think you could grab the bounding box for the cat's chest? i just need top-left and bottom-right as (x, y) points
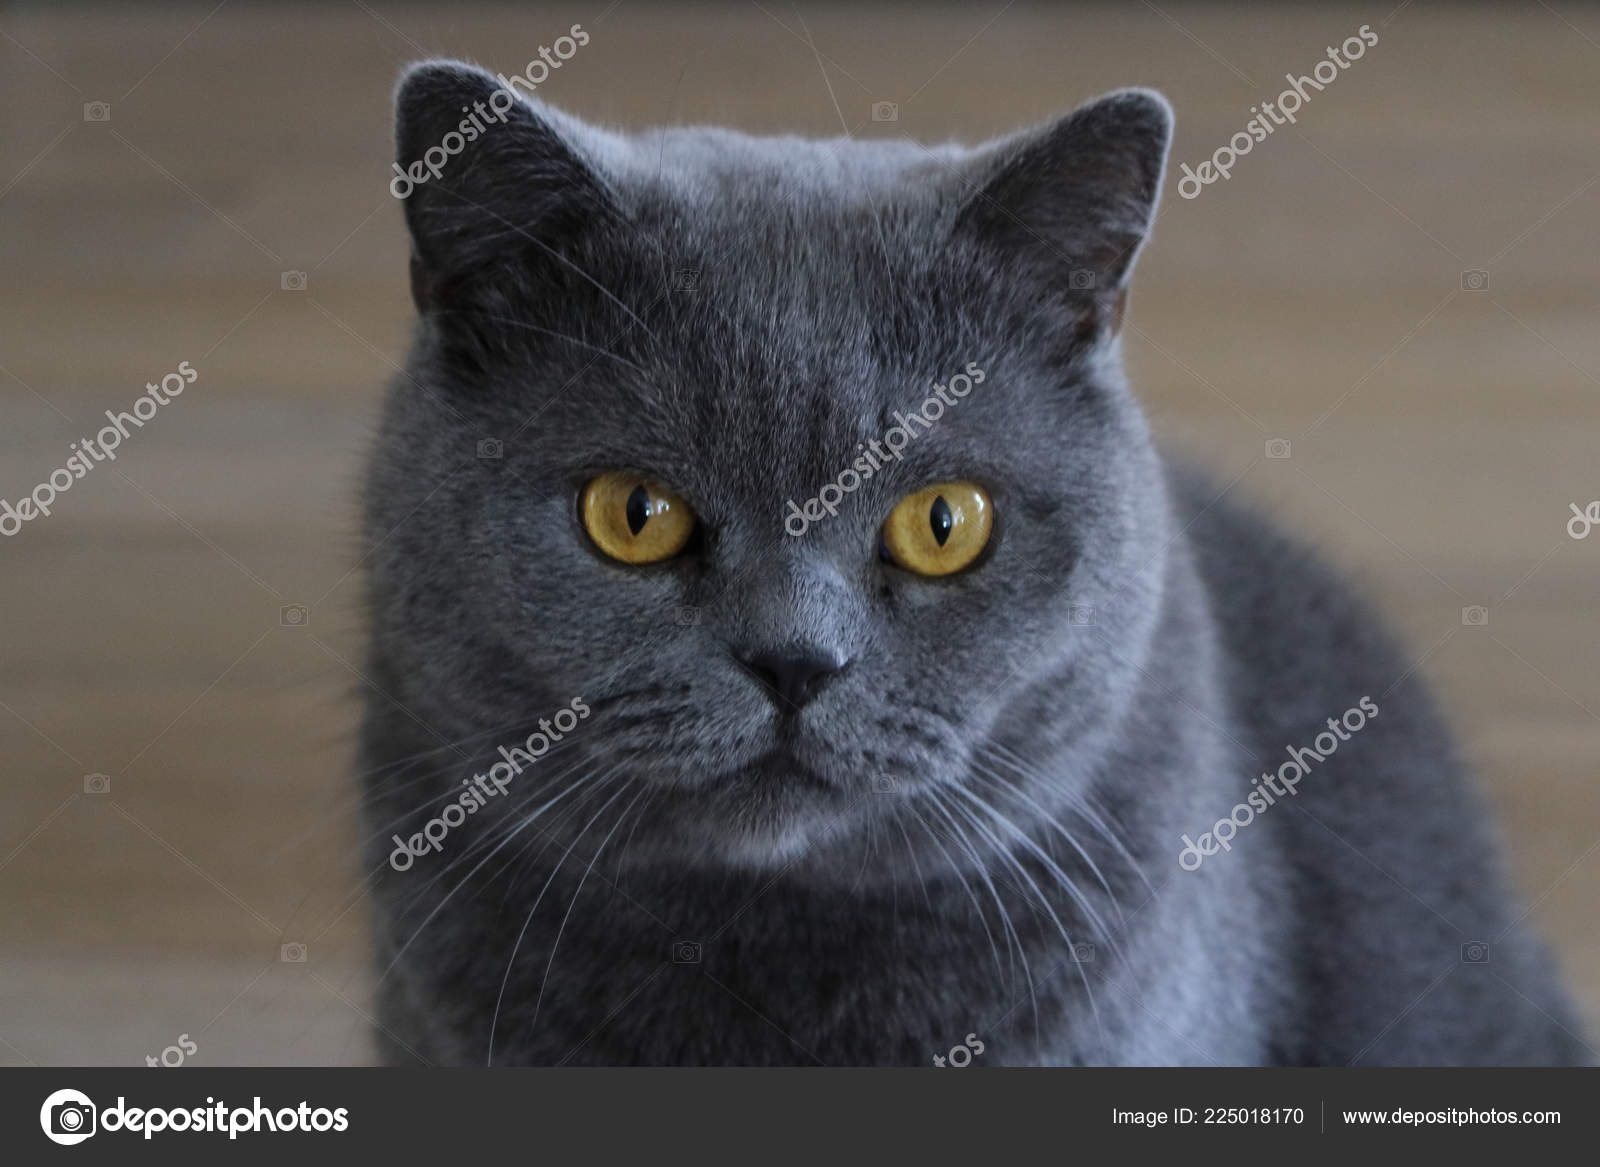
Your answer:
(426, 877), (1079, 1065)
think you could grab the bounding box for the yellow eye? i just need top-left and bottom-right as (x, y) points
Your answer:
(881, 482), (993, 577)
(580, 472), (696, 564)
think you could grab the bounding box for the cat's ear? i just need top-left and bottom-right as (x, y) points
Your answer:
(954, 89), (1172, 332)
(393, 60), (618, 313)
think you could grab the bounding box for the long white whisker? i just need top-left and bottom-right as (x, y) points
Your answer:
(381, 751), (604, 915)
(375, 766), (608, 985)
(525, 780), (647, 1038)
(961, 769), (1126, 938)
(985, 742), (1153, 895)
(612, 787), (657, 887)
(491, 765), (635, 913)
(944, 789), (1105, 1053)
(270, 717), (590, 865)
(891, 812), (935, 916)
(924, 790), (1038, 1041)
(359, 744), (596, 858)
(848, 814), (876, 897)
(906, 804), (1003, 979)
(970, 762), (1128, 923)
(487, 770), (633, 1065)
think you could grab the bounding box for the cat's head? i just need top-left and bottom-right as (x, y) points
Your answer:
(366, 61), (1175, 876)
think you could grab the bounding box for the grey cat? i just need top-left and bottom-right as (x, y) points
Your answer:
(358, 60), (1587, 1066)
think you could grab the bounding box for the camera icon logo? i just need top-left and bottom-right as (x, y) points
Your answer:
(671, 939), (702, 964)
(871, 101), (899, 122)
(1265, 438), (1292, 460)
(477, 438), (504, 460)
(1070, 941), (1096, 964)
(280, 270), (307, 292)
(83, 772), (111, 795)
(40, 1088), (97, 1145)
(672, 267), (700, 294)
(1461, 605), (1490, 627)
(83, 101), (111, 122)
(673, 606), (701, 626)
(1461, 269), (1490, 291)
(279, 604), (308, 627)
(871, 774), (897, 794)
(1461, 940), (1491, 964)
(280, 942), (307, 963)
(1068, 604), (1095, 627)
(1068, 268), (1097, 292)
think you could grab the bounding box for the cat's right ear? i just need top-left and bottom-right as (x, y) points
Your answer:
(392, 60), (617, 314)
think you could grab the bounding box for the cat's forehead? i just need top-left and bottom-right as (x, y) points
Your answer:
(524, 252), (1029, 529)
(518, 137), (1032, 492)
(600, 125), (976, 282)
(554, 171), (992, 401)
(618, 124), (973, 197)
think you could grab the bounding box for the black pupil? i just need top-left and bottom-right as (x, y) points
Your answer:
(929, 495), (953, 547)
(625, 486), (651, 535)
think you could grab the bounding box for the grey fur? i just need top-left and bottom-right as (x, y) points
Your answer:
(359, 60), (1587, 1065)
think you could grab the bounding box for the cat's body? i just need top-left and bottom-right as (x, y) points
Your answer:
(359, 63), (1586, 1066)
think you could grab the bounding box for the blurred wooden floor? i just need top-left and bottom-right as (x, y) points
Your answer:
(1, 1), (1596, 1064)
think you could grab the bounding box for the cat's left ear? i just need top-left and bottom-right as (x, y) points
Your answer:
(954, 89), (1173, 333)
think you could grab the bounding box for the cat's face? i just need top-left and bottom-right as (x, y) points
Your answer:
(366, 63), (1173, 874)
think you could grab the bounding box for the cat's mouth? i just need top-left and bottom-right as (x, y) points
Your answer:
(732, 747), (840, 794)
(629, 745), (851, 867)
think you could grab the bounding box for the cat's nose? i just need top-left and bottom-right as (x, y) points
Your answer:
(740, 649), (847, 712)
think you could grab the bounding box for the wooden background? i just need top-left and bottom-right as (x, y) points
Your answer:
(1, 1), (1596, 1065)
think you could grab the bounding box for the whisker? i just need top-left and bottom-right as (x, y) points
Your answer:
(612, 786), (658, 889)
(486, 770), (632, 1065)
(984, 742), (1153, 896)
(355, 741), (598, 858)
(970, 761), (1129, 923)
(492, 763), (635, 913)
(953, 778), (1124, 964)
(525, 780), (647, 1039)
(906, 803), (1004, 981)
(943, 788), (1105, 1054)
(374, 765), (611, 986)
(966, 764), (1127, 932)
(891, 810), (936, 916)
(272, 695), (657, 865)
(378, 751), (604, 915)
(848, 814), (876, 898)
(922, 790), (1037, 1041)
